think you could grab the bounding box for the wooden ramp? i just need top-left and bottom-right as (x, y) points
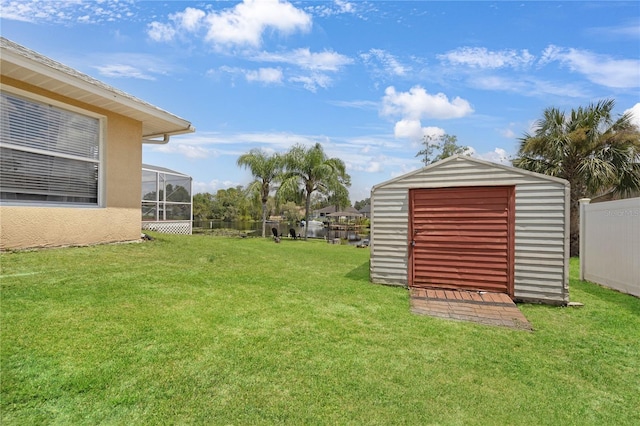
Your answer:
(410, 288), (532, 331)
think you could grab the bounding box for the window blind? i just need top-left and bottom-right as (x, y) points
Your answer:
(0, 92), (100, 204)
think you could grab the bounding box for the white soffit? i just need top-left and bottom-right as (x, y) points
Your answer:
(0, 37), (194, 139)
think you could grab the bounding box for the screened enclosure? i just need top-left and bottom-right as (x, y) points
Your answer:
(141, 164), (192, 235)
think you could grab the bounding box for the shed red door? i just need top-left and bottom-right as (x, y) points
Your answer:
(409, 186), (515, 296)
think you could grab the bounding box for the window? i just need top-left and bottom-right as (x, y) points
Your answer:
(0, 91), (102, 205)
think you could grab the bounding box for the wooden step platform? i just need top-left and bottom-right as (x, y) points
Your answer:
(410, 288), (532, 331)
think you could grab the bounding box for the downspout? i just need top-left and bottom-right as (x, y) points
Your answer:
(142, 134), (171, 144)
(142, 124), (196, 144)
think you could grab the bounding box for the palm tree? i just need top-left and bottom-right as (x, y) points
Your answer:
(513, 99), (640, 256)
(280, 143), (351, 240)
(237, 149), (283, 238)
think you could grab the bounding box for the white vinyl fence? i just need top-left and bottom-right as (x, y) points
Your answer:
(579, 197), (640, 297)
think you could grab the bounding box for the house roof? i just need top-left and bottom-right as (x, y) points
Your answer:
(142, 164), (190, 178)
(358, 204), (371, 213)
(372, 154), (569, 191)
(327, 211), (362, 217)
(0, 37), (194, 141)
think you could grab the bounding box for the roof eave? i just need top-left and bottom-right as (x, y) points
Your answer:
(1, 37), (193, 138)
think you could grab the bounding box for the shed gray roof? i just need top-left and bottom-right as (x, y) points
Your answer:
(372, 155), (569, 191)
(0, 37), (194, 140)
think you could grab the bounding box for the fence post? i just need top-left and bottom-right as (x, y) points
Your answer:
(579, 198), (591, 281)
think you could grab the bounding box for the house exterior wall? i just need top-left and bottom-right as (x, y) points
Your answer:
(370, 156), (569, 304)
(0, 79), (143, 250)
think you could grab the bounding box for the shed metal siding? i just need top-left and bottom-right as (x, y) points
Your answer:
(370, 156), (569, 304)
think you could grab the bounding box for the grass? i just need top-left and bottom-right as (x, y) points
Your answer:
(1, 234), (639, 425)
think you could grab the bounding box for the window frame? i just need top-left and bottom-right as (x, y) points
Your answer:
(0, 85), (106, 207)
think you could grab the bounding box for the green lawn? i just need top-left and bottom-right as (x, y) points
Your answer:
(1, 234), (639, 425)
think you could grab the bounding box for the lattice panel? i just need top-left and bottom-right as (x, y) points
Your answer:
(142, 221), (192, 235)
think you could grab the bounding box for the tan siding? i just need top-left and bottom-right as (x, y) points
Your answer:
(370, 156), (569, 304)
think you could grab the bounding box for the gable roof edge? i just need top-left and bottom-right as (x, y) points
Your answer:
(371, 155), (569, 193)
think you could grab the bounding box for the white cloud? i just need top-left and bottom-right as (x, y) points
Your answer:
(588, 21), (640, 39)
(147, 0), (311, 48)
(472, 75), (587, 98)
(499, 128), (517, 139)
(308, 0), (360, 17)
(153, 144), (213, 159)
(471, 147), (512, 165)
(289, 73), (333, 92)
(172, 7), (206, 32)
(365, 162), (382, 173)
(217, 66), (283, 85)
(0, 0), (136, 24)
(625, 103), (640, 128)
(245, 68), (284, 84)
(540, 45), (640, 89)
(93, 64), (156, 80)
(393, 119), (423, 140)
(252, 48), (353, 71)
(393, 120), (445, 141)
(147, 21), (177, 42)
(438, 47), (535, 69)
(193, 179), (240, 194)
(390, 164), (419, 178)
(248, 48), (352, 91)
(381, 86), (472, 141)
(382, 86), (474, 120)
(204, 0), (311, 48)
(328, 100), (379, 110)
(361, 48), (410, 77)
(334, 0), (355, 14)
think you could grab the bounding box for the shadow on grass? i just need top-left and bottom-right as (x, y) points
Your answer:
(573, 278), (640, 317)
(345, 261), (370, 282)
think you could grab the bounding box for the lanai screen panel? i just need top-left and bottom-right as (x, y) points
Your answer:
(409, 186), (514, 295)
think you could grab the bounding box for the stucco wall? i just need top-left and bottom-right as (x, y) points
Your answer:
(0, 79), (144, 250)
(104, 113), (143, 209)
(0, 207), (141, 250)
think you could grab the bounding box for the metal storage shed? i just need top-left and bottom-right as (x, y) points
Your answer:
(370, 155), (570, 305)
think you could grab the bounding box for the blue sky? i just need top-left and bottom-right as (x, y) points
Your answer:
(2, 0), (639, 203)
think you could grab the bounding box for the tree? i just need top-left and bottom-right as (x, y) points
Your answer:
(354, 197), (370, 211)
(513, 99), (640, 256)
(193, 192), (214, 221)
(280, 143), (351, 240)
(211, 186), (249, 222)
(237, 149), (283, 237)
(327, 180), (351, 211)
(416, 133), (471, 165)
(280, 201), (302, 222)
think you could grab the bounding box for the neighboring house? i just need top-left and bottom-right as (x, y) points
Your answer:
(358, 204), (371, 218)
(0, 37), (194, 250)
(142, 164), (192, 235)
